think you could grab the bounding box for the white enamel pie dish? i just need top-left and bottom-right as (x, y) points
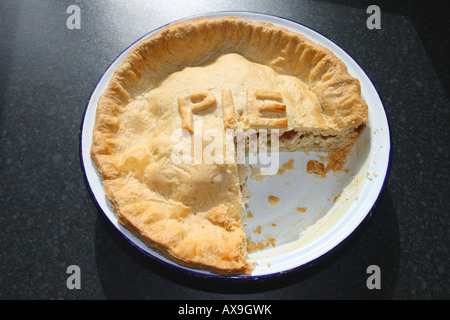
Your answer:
(80, 12), (390, 279)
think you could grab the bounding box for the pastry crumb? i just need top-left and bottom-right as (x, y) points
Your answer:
(268, 195), (280, 206)
(306, 147), (351, 177)
(306, 160), (326, 177)
(296, 207), (307, 213)
(277, 158), (295, 175)
(246, 236), (276, 253)
(249, 164), (265, 182)
(366, 171), (378, 180)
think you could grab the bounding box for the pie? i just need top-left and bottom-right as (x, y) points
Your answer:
(90, 16), (368, 275)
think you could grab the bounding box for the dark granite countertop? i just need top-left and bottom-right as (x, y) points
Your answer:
(1, 0), (448, 300)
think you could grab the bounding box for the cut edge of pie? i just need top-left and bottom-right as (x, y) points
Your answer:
(90, 16), (368, 275)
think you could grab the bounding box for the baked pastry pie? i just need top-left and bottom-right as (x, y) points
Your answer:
(90, 16), (368, 275)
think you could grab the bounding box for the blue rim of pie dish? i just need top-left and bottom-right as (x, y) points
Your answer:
(79, 11), (392, 285)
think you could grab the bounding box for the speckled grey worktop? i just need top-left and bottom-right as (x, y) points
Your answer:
(0, 0), (448, 300)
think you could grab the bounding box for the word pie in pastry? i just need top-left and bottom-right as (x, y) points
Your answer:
(90, 17), (368, 275)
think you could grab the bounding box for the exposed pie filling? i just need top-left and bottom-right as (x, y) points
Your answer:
(280, 130), (298, 141)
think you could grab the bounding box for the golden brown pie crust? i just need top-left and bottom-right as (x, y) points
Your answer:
(90, 16), (368, 275)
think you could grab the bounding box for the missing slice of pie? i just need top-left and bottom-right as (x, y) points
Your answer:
(90, 16), (368, 275)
